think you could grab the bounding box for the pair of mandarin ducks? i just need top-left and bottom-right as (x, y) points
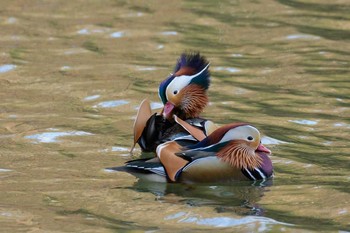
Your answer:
(110, 53), (273, 183)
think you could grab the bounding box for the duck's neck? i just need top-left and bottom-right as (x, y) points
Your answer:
(217, 141), (263, 170)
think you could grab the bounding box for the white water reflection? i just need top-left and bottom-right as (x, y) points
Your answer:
(165, 212), (293, 229)
(111, 146), (129, 152)
(84, 95), (101, 101)
(136, 66), (158, 71)
(262, 136), (288, 145)
(101, 146), (129, 152)
(289, 119), (318, 125)
(213, 66), (241, 73)
(150, 102), (163, 110)
(121, 12), (144, 18)
(6, 17), (17, 24)
(0, 64), (16, 73)
(110, 32), (124, 38)
(334, 122), (350, 128)
(286, 34), (320, 40)
(93, 100), (129, 108)
(323, 141), (333, 146)
(63, 48), (89, 55)
(101, 146), (131, 157)
(77, 28), (109, 35)
(60, 66), (71, 71)
(0, 168), (12, 172)
(77, 29), (90, 35)
(134, 101), (163, 111)
(25, 130), (93, 143)
(160, 31), (178, 36)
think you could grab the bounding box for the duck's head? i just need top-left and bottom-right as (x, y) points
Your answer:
(158, 52), (210, 120)
(191, 123), (271, 170)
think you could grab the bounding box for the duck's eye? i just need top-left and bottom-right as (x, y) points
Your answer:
(173, 90), (178, 95)
(247, 136), (254, 141)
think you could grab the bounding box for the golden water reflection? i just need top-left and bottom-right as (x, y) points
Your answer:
(1, 0), (349, 232)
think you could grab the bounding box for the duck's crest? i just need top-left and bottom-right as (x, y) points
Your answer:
(174, 52), (209, 74)
(174, 52), (210, 90)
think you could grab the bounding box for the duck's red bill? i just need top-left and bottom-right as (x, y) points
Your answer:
(257, 144), (271, 154)
(163, 102), (175, 119)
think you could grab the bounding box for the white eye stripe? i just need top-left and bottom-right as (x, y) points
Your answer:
(165, 64), (210, 101)
(219, 125), (260, 143)
(165, 75), (192, 100)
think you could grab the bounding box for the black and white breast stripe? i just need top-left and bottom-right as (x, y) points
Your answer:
(242, 168), (268, 181)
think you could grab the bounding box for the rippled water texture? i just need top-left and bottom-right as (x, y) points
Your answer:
(1, 0), (349, 232)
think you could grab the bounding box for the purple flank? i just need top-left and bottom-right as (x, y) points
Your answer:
(259, 152), (273, 178)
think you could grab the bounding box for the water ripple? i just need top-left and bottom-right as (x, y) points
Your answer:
(93, 100), (129, 108)
(77, 29), (90, 35)
(77, 28), (109, 35)
(262, 136), (289, 145)
(6, 17), (17, 24)
(110, 32), (124, 38)
(0, 168), (12, 172)
(289, 119), (318, 125)
(334, 122), (350, 128)
(231, 53), (243, 57)
(25, 131), (93, 143)
(165, 212), (293, 228)
(285, 34), (320, 40)
(160, 31), (178, 36)
(150, 102), (163, 110)
(0, 64), (16, 73)
(136, 66), (158, 71)
(134, 101), (163, 111)
(84, 95), (101, 101)
(101, 146), (129, 153)
(60, 66), (71, 71)
(213, 66), (241, 73)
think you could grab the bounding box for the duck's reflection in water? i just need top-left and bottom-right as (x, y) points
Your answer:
(115, 178), (273, 216)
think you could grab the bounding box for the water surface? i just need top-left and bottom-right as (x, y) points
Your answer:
(0, 0), (349, 232)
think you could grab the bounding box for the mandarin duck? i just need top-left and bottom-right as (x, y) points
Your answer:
(131, 52), (217, 153)
(113, 122), (273, 183)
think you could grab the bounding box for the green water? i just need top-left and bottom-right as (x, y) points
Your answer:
(0, 0), (349, 232)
